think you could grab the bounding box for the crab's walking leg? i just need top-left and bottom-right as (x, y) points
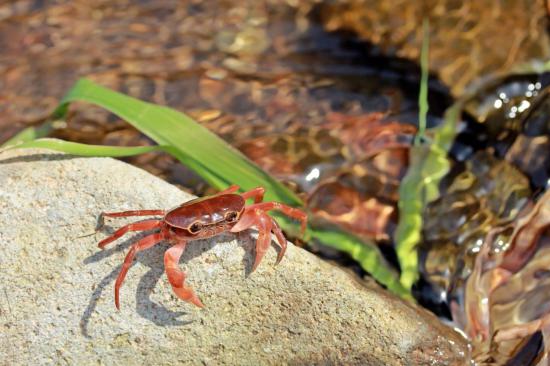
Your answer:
(98, 220), (162, 249)
(102, 210), (165, 218)
(231, 209), (276, 271)
(241, 187), (265, 203)
(164, 242), (204, 308)
(114, 232), (164, 310)
(248, 202), (307, 235)
(252, 213), (274, 271)
(217, 184), (240, 195)
(217, 185), (265, 203)
(270, 219), (287, 265)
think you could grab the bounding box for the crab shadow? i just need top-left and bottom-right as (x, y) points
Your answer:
(79, 221), (261, 338)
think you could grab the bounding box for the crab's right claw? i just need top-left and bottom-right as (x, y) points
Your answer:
(164, 241), (205, 308)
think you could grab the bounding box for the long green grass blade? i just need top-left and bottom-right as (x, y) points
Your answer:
(395, 19), (435, 290)
(414, 19), (430, 145)
(52, 78), (302, 207)
(2, 121), (54, 147)
(395, 103), (464, 290)
(2, 138), (166, 157)
(3, 78), (405, 295)
(311, 220), (411, 299)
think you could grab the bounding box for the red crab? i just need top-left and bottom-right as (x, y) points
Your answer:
(97, 185), (307, 309)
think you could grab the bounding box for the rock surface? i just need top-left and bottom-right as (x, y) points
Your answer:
(0, 148), (468, 365)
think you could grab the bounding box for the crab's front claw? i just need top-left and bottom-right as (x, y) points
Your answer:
(165, 266), (205, 308)
(170, 284), (205, 308)
(164, 241), (205, 308)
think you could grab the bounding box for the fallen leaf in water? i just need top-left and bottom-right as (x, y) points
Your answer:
(459, 188), (550, 363)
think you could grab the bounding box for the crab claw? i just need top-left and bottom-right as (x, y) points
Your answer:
(164, 241), (205, 308)
(170, 282), (205, 308)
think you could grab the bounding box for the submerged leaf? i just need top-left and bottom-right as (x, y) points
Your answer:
(392, 33), (543, 291)
(461, 188), (550, 363)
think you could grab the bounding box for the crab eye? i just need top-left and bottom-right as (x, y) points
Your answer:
(189, 222), (203, 233)
(225, 211), (238, 222)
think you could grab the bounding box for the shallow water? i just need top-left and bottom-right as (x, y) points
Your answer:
(2, 1), (550, 364)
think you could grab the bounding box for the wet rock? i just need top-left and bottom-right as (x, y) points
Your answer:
(420, 151), (531, 309)
(0, 148), (468, 365)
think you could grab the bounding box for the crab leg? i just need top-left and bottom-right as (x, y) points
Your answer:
(252, 213), (274, 271)
(247, 202), (307, 235)
(164, 242), (204, 308)
(98, 219), (162, 249)
(216, 184), (240, 195)
(217, 185), (265, 203)
(114, 232), (164, 309)
(231, 209), (283, 271)
(101, 209), (165, 219)
(270, 218), (287, 264)
(241, 187), (265, 203)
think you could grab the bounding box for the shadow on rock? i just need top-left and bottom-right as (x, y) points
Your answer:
(80, 232), (193, 337)
(0, 153), (77, 165)
(80, 229), (258, 337)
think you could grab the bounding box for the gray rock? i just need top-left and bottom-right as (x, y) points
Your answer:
(0, 148), (468, 365)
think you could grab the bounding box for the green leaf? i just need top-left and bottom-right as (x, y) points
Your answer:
(395, 19), (464, 290)
(2, 121), (54, 147)
(395, 19), (436, 290)
(395, 103), (465, 290)
(53, 78), (302, 206)
(414, 18), (430, 145)
(510, 59), (550, 74)
(2, 138), (166, 157)
(4, 78), (406, 296)
(311, 220), (411, 299)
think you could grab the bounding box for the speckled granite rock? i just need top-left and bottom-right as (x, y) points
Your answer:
(0, 148), (468, 365)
